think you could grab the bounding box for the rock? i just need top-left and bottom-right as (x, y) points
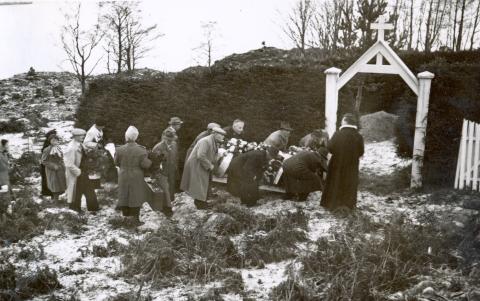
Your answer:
(387, 292), (404, 301)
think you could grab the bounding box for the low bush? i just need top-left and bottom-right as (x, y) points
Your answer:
(121, 224), (241, 288)
(270, 277), (318, 301)
(42, 211), (88, 235)
(0, 118), (26, 134)
(0, 197), (43, 243)
(16, 266), (61, 299)
(10, 152), (40, 185)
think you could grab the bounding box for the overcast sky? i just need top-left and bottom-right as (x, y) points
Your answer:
(0, 0), (295, 79)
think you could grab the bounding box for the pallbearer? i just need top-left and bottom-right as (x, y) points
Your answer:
(264, 121), (293, 151)
(181, 127), (226, 209)
(223, 119), (245, 140)
(226, 145), (279, 207)
(282, 142), (327, 202)
(185, 122), (220, 162)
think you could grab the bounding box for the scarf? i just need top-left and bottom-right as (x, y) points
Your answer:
(50, 145), (63, 157)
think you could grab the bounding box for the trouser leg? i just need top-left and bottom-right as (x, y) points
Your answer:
(75, 175), (98, 211)
(158, 175), (172, 208)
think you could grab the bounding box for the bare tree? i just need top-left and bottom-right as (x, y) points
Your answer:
(470, 0), (480, 50)
(338, 0), (358, 51)
(283, 0), (315, 56)
(422, 0), (449, 53)
(125, 17), (163, 71)
(455, 0), (468, 51)
(193, 21), (218, 68)
(61, 3), (104, 94)
(310, 0), (344, 53)
(101, 1), (134, 73)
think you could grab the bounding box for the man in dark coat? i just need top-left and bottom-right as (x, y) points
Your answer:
(226, 146), (279, 207)
(223, 119), (245, 140)
(283, 145), (327, 202)
(264, 121), (293, 151)
(321, 114), (364, 210)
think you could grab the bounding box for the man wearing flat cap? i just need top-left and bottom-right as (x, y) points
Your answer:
(181, 127), (226, 209)
(65, 128), (99, 213)
(185, 122), (220, 163)
(264, 121), (293, 151)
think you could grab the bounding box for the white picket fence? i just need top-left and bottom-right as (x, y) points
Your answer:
(455, 119), (480, 190)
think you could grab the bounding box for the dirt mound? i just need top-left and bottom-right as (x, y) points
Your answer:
(360, 111), (399, 143)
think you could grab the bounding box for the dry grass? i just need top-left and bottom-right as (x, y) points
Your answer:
(292, 212), (466, 300)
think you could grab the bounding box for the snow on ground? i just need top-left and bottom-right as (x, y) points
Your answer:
(360, 139), (411, 175)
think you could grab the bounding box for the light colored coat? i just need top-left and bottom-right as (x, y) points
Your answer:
(41, 146), (67, 193)
(115, 142), (152, 208)
(64, 140), (83, 203)
(180, 134), (218, 201)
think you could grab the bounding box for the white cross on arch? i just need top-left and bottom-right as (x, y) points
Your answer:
(371, 15), (394, 41)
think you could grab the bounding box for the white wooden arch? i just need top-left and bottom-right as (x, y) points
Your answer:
(324, 17), (434, 188)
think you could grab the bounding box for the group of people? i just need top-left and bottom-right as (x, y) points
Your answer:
(0, 113), (364, 224)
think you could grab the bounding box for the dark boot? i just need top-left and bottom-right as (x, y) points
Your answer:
(194, 199), (210, 210)
(162, 206), (173, 217)
(298, 193), (309, 202)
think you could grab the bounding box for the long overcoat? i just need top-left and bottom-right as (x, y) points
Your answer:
(180, 134), (217, 201)
(283, 151), (327, 194)
(64, 140), (83, 203)
(115, 142), (152, 208)
(185, 130), (209, 165)
(152, 140), (177, 201)
(41, 146), (67, 193)
(0, 151), (9, 187)
(320, 127), (364, 210)
(264, 130), (289, 151)
(227, 150), (267, 205)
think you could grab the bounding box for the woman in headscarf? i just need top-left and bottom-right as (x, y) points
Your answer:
(115, 126), (152, 224)
(40, 130), (57, 199)
(41, 134), (67, 202)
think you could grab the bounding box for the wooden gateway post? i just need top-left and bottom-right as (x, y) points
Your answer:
(324, 16), (434, 188)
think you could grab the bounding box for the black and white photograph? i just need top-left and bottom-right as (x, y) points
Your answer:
(1, 0), (480, 300)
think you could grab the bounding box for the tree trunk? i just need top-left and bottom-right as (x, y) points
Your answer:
(424, 0), (434, 53)
(471, 0), (480, 50)
(408, 0), (414, 50)
(354, 78), (364, 115)
(117, 25), (122, 73)
(452, 0), (460, 49)
(456, 0), (467, 51)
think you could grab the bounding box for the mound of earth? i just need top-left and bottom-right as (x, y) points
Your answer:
(360, 111), (399, 143)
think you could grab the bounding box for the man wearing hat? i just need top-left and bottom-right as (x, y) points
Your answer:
(65, 128), (99, 213)
(151, 128), (178, 216)
(226, 145), (279, 207)
(299, 129), (329, 150)
(181, 127), (226, 209)
(185, 122), (220, 162)
(264, 121), (293, 151)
